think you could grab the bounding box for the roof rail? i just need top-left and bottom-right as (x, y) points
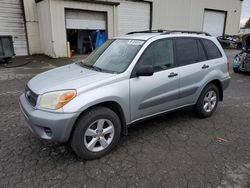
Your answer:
(126, 30), (168, 35)
(126, 29), (211, 36)
(161, 30), (211, 36)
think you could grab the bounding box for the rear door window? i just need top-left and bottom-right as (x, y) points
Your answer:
(175, 38), (199, 66)
(202, 39), (222, 59)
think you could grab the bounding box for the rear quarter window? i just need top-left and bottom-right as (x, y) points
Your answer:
(202, 39), (222, 60)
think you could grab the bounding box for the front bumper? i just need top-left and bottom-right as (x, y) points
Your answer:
(19, 94), (79, 142)
(233, 63), (240, 69)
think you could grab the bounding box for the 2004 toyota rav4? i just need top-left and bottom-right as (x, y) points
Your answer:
(20, 30), (230, 159)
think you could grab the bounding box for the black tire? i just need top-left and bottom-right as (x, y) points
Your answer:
(193, 84), (219, 118)
(233, 67), (240, 73)
(4, 58), (12, 64)
(71, 106), (121, 160)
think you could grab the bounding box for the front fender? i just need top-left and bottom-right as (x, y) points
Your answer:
(63, 79), (130, 124)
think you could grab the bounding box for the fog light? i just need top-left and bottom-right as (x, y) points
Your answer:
(44, 127), (52, 137)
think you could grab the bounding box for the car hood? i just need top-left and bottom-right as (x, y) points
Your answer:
(27, 63), (116, 95)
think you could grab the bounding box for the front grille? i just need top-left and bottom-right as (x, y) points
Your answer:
(25, 86), (38, 107)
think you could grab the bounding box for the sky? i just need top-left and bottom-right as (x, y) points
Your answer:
(241, 0), (250, 27)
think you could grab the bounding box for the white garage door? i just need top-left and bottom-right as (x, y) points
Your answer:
(65, 10), (106, 30)
(0, 0), (28, 56)
(203, 10), (226, 37)
(118, 1), (150, 35)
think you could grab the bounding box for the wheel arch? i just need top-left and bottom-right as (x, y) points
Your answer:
(69, 101), (128, 142)
(204, 79), (223, 101)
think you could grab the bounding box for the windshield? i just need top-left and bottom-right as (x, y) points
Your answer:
(80, 39), (144, 73)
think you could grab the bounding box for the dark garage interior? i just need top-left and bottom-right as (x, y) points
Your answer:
(67, 29), (106, 55)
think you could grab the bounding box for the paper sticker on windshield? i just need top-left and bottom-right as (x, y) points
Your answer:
(127, 40), (144, 46)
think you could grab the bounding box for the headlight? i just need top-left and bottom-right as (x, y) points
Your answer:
(39, 90), (76, 110)
(233, 57), (240, 64)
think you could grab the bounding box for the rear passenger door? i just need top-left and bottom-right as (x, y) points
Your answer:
(175, 37), (214, 106)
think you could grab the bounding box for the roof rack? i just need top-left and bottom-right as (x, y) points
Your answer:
(126, 30), (168, 35)
(162, 30), (211, 36)
(126, 29), (211, 36)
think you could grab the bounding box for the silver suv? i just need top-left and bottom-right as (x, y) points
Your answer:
(20, 30), (230, 159)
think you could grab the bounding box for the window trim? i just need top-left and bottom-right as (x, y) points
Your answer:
(197, 38), (208, 62)
(131, 38), (176, 78)
(198, 38), (209, 60)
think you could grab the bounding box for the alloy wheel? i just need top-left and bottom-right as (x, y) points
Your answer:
(203, 90), (217, 113)
(84, 119), (115, 152)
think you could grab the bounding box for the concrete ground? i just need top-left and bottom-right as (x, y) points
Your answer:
(1, 50), (250, 188)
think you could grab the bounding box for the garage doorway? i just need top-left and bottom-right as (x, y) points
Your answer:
(203, 9), (227, 37)
(65, 9), (107, 55)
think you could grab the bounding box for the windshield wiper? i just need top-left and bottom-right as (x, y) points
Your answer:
(92, 65), (103, 72)
(79, 61), (117, 74)
(79, 62), (103, 72)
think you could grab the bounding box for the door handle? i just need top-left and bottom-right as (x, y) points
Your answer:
(168, 72), (178, 78)
(202, 64), (210, 69)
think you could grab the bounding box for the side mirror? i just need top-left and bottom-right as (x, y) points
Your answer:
(136, 65), (154, 77)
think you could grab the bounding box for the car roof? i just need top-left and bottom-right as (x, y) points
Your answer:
(114, 30), (214, 41)
(114, 33), (161, 41)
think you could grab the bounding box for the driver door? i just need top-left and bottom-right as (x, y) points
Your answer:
(129, 39), (180, 122)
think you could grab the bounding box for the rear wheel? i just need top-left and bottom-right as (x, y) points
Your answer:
(193, 84), (219, 118)
(71, 107), (121, 160)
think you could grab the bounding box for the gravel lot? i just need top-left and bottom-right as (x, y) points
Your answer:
(1, 50), (250, 188)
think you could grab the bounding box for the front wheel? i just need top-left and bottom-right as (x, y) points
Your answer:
(233, 67), (240, 73)
(71, 107), (121, 160)
(193, 84), (219, 118)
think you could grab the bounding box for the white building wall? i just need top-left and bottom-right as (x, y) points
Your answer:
(36, 0), (54, 57)
(24, 0), (242, 57)
(152, 0), (242, 35)
(23, 0), (150, 57)
(45, 0), (117, 58)
(240, 28), (250, 34)
(23, 0), (41, 54)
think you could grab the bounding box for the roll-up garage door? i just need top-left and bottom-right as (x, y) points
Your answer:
(0, 0), (28, 56)
(65, 10), (106, 30)
(203, 10), (226, 37)
(118, 1), (150, 35)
